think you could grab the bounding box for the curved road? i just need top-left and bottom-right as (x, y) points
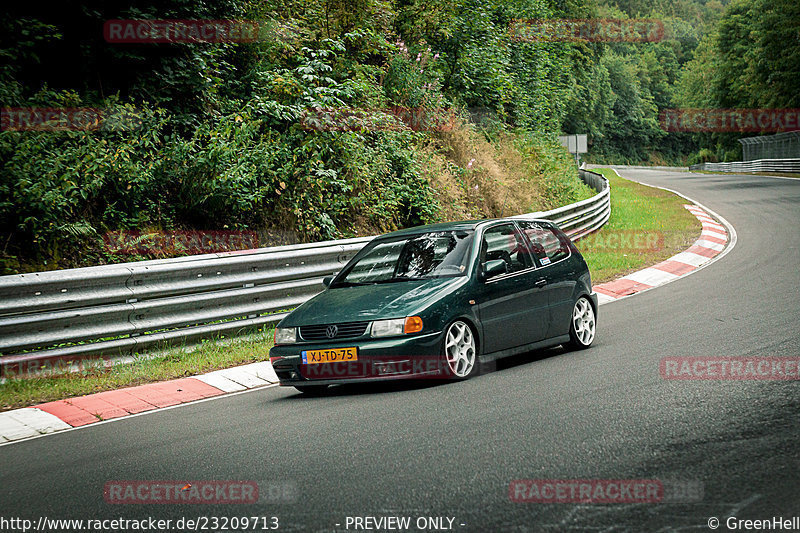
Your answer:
(2, 169), (799, 532)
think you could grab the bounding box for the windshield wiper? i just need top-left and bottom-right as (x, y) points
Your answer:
(374, 276), (428, 284)
(333, 281), (376, 287)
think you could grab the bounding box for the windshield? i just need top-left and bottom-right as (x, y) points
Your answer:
(333, 230), (474, 286)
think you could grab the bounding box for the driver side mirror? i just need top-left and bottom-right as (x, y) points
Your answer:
(482, 259), (507, 280)
(322, 275), (334, 288)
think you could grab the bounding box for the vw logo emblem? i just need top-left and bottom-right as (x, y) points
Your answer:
(325, 325), (338, 338)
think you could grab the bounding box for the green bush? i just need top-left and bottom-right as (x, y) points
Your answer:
(0, 0), (602, 272)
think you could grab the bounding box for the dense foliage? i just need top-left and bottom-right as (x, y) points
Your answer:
(0, 0), (795, 272)
(675, 0), (800, 162)
(0, 0), (592, 272)
(579, 0), (798, 165)
(569, 0), (729, 164)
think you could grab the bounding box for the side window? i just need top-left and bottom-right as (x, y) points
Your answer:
(480, 224), (532, 277)
(519, 221), (570, 266)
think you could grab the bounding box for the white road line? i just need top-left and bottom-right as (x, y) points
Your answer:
(6, 408), (71, 434)
(701, 222), (726, 232)
(193, 372), (248, 392)
(623, 268), (680, 286)
(701, 229), (727, 239)
(694, 239), (726, 251)
(238, 361), (279, 383)
(0, 411), (42, 441)
(663, 251), (710, 267)
(212, 367), (270, 388)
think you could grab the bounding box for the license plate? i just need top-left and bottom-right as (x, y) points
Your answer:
(302, 347), (358, 365)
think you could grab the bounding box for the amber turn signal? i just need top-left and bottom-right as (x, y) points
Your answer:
(404, 316), (424, 334)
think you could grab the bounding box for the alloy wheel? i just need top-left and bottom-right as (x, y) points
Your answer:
(572, 297), (596, 346)
(445, 321), (476, 378)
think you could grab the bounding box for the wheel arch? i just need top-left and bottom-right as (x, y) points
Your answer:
(443, 315), (482, 356)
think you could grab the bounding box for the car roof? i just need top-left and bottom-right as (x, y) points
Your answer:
(377, 218), (551, 239)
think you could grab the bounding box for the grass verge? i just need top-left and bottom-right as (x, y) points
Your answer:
(0, 332), (275, 412)
(0, 167), (701, 412)
(578, 168), (701, 283)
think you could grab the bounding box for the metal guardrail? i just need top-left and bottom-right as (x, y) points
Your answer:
(592, 164), (689, 172)
(0, 169), (609, 375)
(689, 158), (800, 173)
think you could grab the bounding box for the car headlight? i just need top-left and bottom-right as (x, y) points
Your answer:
(274, 327), (297, 345)
(371, 316), (424, 337)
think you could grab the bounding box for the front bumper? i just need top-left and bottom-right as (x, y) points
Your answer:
(269, 330), (445, 386)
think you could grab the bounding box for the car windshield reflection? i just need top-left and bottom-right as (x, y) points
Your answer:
(332, 231), (474, 287)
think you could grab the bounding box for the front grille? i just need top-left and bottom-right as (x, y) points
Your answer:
(299, 321), (370, 341)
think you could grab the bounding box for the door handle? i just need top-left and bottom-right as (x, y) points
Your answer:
(535, 279), (547, 287)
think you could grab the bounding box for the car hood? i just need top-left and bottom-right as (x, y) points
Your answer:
(281, 277), (467, 326)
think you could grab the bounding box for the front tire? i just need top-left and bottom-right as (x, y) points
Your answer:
(443, 320), (479, 380)
(565, 296), (596, 349)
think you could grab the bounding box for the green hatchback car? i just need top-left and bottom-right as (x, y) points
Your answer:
(269, 218), (598, 393)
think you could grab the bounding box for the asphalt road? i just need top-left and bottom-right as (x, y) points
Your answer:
(2, 169), (799, 533)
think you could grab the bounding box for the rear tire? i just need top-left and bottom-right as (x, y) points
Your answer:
(565, 296), (596, 350)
